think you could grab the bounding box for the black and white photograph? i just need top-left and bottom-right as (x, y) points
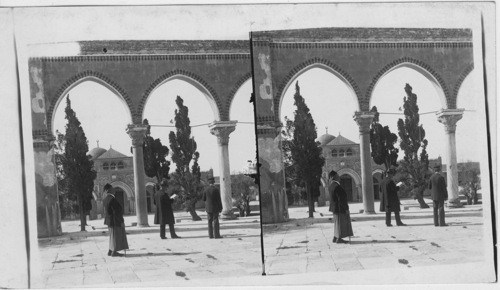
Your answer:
(0, 0), (497, 288)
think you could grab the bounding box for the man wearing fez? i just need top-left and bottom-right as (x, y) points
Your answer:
(103, 183), (129, 257)
(429, 164), (448, 226)
(328, 170), (353, 244)
(154, 178), (180, 239)
(379, 167), (406, 227)
(202, 177), (223, 239)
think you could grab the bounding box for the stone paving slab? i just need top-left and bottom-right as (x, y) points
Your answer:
(262, 198), (493, 284)
(33, 209), (262, 288)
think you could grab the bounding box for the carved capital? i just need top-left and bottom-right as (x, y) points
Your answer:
(126, 124), (148, 147)
(436, 109), (464, 134)
(353, 111), (375, 135)
(209, 121), (237, 146)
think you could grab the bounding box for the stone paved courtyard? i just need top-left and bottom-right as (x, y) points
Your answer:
(31, 198), (496, 287)
(263, 197), (495, 284)
(34, 206), (262, 288)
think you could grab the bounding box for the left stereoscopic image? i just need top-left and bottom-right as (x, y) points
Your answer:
(21, 8), (261, 288)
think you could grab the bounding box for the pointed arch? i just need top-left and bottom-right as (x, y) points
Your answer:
(48, 72), (134, 134)
(366, 57), (450, 110)
(336, 168), (362, 187)
(110, 181), (134, 199)
(227, 72), (252, 121)
(139, 69), (222, 122)
(452, 63), (474, 109)
(275, 57), (361, 120)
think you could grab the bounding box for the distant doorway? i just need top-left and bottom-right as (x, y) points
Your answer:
(340, 175), (354, 202)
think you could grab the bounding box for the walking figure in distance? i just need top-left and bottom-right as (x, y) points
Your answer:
(379, 167), (406, 227)
(202, 177), (223, 239)
(328, 170), (353, 244)
(102, 183), (129, 257)
(429, 164), (448, 226)
(153, 178), (180, 239)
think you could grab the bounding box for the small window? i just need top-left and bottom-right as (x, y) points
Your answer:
(339, 150), (345, 157)
(118, 161), (124, 169)
(110, 162), (116, 170)
(346, 149), (353, 156)
(103, 162), (109, 170)
(331, 149), (338, 157)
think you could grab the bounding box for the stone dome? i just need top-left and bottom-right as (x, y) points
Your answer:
(89, 147), (107, 160)
(316, 133), (335, 146)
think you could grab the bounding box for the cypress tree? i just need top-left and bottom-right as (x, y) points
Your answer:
(397, 84), (430, 208)
(62, 96), (96, 231)
(168, 96), (203, 221)
(289, 82), (325, 217)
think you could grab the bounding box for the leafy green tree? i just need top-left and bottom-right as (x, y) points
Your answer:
(288, 82), (325, 217)
(61, 97), (96, 230)
(369, 106), (399, 170)
(168, 96), (203, 221)
(142, 119), (170, 184)
(397, 84), (430, 208)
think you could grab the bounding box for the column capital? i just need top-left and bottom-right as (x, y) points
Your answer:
(353, 111), (375, 134)
(126, 124), (148, 147)
(436, 109), (464, 133)
(209, 121), (237, 145)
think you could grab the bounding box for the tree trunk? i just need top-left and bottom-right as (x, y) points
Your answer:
(416, 195), (429, 208)
(79, 198), (86, 231)
(306, 183), (314, 218)
(187, 199), (202, 221)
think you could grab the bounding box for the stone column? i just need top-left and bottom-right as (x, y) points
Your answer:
(33, 132), (62, 237)
(209, 121), (237, 220)
(126, 124), (149, 227)
(354, 111), (376, 214)
(437, 109), (464, 208)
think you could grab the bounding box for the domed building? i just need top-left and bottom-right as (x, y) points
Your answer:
(316, 130), (385, 206)
(88, 144), (156, 220)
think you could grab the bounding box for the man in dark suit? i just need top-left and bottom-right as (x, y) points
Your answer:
(379, 167), (406, 227)
(202, 177), (223, 239)
(153, 178), (180, 239)
(429, 164), (448, 226)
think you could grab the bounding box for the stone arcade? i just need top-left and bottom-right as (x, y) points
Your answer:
(251, 28), (473, 223)
(29, 40), (251, 237)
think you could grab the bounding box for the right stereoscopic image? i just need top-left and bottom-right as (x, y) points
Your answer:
(251, 27), (495, 282)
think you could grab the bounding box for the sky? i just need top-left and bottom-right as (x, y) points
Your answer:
(52, 79), (255, 176)
(281, 66), (483, 163)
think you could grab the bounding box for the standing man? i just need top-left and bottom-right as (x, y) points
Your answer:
(154, 178), (180, 239)
(103, 183), (129, 257)
(429, 164), (448, 227)
(328, 170), (353, 244)
(202, 177), (223, 239)
(379, 167), (406, 227)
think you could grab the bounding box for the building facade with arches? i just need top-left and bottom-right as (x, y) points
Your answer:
(29, 40), (251, 237)
(88, 146), (157, 220)
(316, 131), (385, 206)
(251, 27), (474, 223)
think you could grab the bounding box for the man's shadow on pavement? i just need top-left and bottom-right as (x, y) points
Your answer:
(124, 251), (202, 258)
(348, 239), (425, 245)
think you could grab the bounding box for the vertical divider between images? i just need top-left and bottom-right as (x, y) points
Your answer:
(480, 13), (497, 277)
(249, 30), (266, 276)
(12, 8), (31, 289)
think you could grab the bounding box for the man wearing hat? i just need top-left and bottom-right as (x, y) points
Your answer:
(429, 164), (448, 226)
(202, 177), (223, 239)
(379, 167), (406, 227)
(153, 178), (180, 239)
